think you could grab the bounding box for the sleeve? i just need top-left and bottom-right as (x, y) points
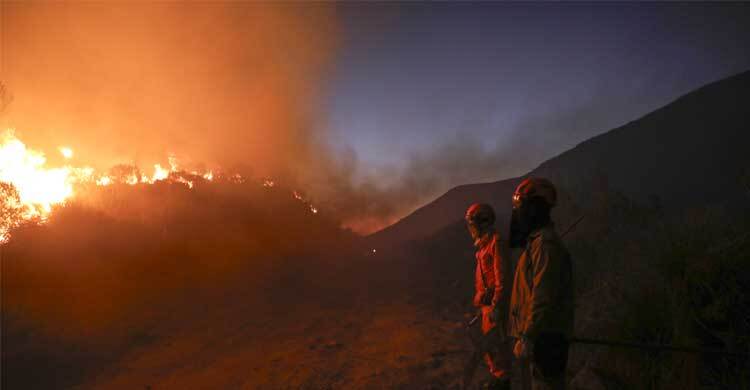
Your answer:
(524, 240), (563, 339)
(473, 259), (484, 307)
(491, 237), (504, 307)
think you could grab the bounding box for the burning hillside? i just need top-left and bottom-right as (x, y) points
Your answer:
(0, 130), (320, 241)
(1, 128), (359, 388)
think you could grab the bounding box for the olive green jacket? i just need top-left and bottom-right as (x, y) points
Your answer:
(508, 224), (574, 339)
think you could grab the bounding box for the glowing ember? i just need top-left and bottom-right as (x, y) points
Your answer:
(291, 190), (319, 215)
(229, 174), (245, 184)
(96, 176), (113, 186)
(59, 146), (74, 159)
(175, 176), (194, 189)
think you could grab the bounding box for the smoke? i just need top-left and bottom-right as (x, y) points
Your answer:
(331, 85), (661, 234)
(318, 135), (514, 234)
(0, 2), (681, 235)
(1, 2), (419, 234)
(2, 1), (338, 186)
(0, 3), (368, 374)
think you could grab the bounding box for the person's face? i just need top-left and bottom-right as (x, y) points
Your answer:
(466, 220), (481, 241)
(510, 193), (552, 248)
(509, 193), (530, 248)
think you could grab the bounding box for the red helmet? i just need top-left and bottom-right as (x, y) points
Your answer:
(465, 203), (496, 227)
(513, 177), (557, 209)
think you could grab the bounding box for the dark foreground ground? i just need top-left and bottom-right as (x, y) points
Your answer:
(3, 178), (750, 389)
(4, 246), (496, 389)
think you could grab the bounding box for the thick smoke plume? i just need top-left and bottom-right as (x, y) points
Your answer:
(1, 2), (420, 233)
(0, 2), (590, 234)
(2, 2), (338, 199)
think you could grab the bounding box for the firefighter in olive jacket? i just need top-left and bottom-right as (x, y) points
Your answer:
(508, 178), (574, 390)
(465, 203), (513, 390)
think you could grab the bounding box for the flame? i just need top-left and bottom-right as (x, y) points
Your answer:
(175, 176), (194, 189)
(151, 164), (170, 182)
(59, 146), (74, 159)
(96, 176), (113, 186)
(0, 130), (318, 241)
(95, 155), (214, 187)
(0, 131), (99, 241)
(0, 131), (81, 220)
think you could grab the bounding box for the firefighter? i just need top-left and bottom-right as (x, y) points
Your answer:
(508, 178), (574, 390)
(465, 203), (513, 390)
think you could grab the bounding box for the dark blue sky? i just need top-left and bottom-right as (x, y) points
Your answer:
(326, 3), (750, 193)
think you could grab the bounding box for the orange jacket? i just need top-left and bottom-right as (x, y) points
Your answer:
(474, 231), (512, 316)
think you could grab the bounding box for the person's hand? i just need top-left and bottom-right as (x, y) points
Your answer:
(473, 292), (485, 307)
(488, 305), (500, 323)
(513, 337), (533, 359)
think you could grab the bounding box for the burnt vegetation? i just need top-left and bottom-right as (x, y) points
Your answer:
(1, 178), (363, 388)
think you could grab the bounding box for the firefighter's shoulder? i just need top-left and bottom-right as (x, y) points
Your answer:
(531, 224), (559, 243)
(535, 225), (567, 254)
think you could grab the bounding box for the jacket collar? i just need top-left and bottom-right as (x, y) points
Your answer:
(527, 222), (555, 241)
(473, 228), (496, 248)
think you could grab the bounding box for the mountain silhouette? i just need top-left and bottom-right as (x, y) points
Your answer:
(369, 70), (750, 247)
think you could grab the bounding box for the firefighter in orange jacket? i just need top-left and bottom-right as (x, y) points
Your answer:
(465, 203), (513, 390)
(508, 178), (574, 390)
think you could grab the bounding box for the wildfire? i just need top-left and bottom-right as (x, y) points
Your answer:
(0, 130), (213, 240)
(0, 130), (320, 242)
(0, 131), (84, 220)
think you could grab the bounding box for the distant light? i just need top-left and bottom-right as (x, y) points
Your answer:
(372, 249), (377, 254)
(59, 147), (73, 159)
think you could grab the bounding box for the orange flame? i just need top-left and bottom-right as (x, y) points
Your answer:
(0, 131), (88, 220)
(0, 130), (318, 241)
